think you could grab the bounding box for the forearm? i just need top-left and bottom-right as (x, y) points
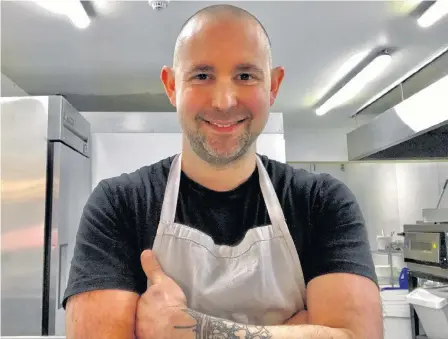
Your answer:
(66, 291), (139, 339)
(172, 308), (355, 339)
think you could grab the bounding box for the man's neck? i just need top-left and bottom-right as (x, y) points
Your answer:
(181, 146), (257, 192)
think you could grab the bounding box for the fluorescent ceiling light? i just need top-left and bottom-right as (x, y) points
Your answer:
(355, 46), (448, 114)
(33, 0), (90, 29)
(316, 53), (392, 116)
(402, 0), (423, 12)
(418, 0), (448, 28)
(95, 0), (109, 9)
(311, 50), (370, 107)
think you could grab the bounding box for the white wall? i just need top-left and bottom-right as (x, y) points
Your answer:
(346, 163), (402, 247)
(256, 134), (286, 163)
(291, 161), (448, 251)
(284, 128), (348, 162)
(1, 73), (28, 96)
(91, 133), (183, 189)
(82, 111), (284, 134)
(83, 111), (287, 188)
(91, 132), (286, 189)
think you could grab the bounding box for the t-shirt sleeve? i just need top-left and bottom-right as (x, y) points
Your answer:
(62, 179), (142, 309)
(309, 174), (378, 286)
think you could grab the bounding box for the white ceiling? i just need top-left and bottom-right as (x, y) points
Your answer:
(1, 1), (448, 129)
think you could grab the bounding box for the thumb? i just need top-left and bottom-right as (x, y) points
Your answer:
(141, 250), (165, 285)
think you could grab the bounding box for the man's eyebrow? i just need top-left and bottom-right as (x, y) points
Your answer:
(235, 63), (264, 74)
(186, 64), (215, 74)
(185, 63), (265, 74)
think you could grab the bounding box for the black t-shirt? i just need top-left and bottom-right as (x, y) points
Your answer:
(63, 154), (377, 308)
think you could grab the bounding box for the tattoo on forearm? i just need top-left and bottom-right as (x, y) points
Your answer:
(174, 308), (272, 339)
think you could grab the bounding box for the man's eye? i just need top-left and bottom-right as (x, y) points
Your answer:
(238, 73), (253, 81)
(195, 73), (209, 80)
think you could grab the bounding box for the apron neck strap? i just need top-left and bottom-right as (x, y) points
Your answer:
(160, 153), (286, 227)
(256, 155), (287, 228)
(160, 153), (182, 223)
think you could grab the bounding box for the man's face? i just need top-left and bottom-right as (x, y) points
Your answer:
(162, 15), (284, 166)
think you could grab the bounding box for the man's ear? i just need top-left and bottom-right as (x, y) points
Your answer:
(160, 66), (176, 107)
(270, 66), (285, 106)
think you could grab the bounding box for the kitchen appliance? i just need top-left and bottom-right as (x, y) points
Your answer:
(346, 52), (448, 161)
(406, 287), (448, 339)
(403, 224), (448, 277)
(1, 96), (92, 336)
(403, 203), (448, 338)
(404, 184), (448, 278)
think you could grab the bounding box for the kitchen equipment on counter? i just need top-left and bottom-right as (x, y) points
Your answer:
(1, 96), (92, 336)
(422, 178), (448, 224)
(382, 289), (413, 339)
(403, 221), (448, 339)
(377, 234), (393, 251)
(374, 234), (405, 288)
(407, 287), (448, 339)
(423, 207), (448, 225)
(403, 223), (448, 276)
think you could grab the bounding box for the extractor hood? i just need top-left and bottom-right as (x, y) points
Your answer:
(347, 74), (448, 161)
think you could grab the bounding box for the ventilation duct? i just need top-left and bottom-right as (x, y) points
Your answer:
(347, 72), (448, 161)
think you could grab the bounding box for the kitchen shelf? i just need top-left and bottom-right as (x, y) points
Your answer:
(372, 249), (403, 255)
(372, 244), (404, 288)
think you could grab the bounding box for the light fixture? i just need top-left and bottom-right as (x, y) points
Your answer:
(394, 0), (422, 14)
(149, 0), (170, 11)
(94, 0), (109, 9)
(418, 0), (448, 28)
(316, 52), (393, 116)
(395, 74), (448, 132)
(33, 0), (90, 29)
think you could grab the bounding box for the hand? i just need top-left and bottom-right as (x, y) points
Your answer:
(136, 250), (188, 339)
(284, 310), (309, 325)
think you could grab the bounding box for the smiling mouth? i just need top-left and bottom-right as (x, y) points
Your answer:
(200, 117), (248, 133)
(202, 118), (247, 127)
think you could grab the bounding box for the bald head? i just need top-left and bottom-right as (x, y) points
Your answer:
(160, 4), (285, 167)
(173, 4), (272, 68)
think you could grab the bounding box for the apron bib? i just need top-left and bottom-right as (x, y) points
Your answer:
(152, 154), (306, 325)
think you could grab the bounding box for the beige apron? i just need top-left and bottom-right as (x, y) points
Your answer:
(152, 153), (306, 325)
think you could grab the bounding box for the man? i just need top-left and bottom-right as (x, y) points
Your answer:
(64, 4), (382, 339)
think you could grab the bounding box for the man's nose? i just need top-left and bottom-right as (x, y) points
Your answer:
(211, 81), (237, 111)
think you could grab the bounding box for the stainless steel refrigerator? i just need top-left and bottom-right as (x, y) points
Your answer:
(1, 96), (92, 336)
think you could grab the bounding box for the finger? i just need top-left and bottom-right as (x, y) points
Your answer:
(140, 250), (165, 285)
(285, 310), (309, 325)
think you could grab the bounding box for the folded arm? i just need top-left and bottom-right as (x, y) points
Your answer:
(66, 271), (381, 339)
(64, 180), (145, 339)
(169, 273), (382, 339)
(65, 290), (139, 339)
(172, 308), (353, 339)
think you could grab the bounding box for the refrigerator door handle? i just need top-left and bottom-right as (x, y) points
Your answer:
(58, 243), (68, 309)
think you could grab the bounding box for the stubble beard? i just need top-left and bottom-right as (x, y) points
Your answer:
(185, 120), (258, 167)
